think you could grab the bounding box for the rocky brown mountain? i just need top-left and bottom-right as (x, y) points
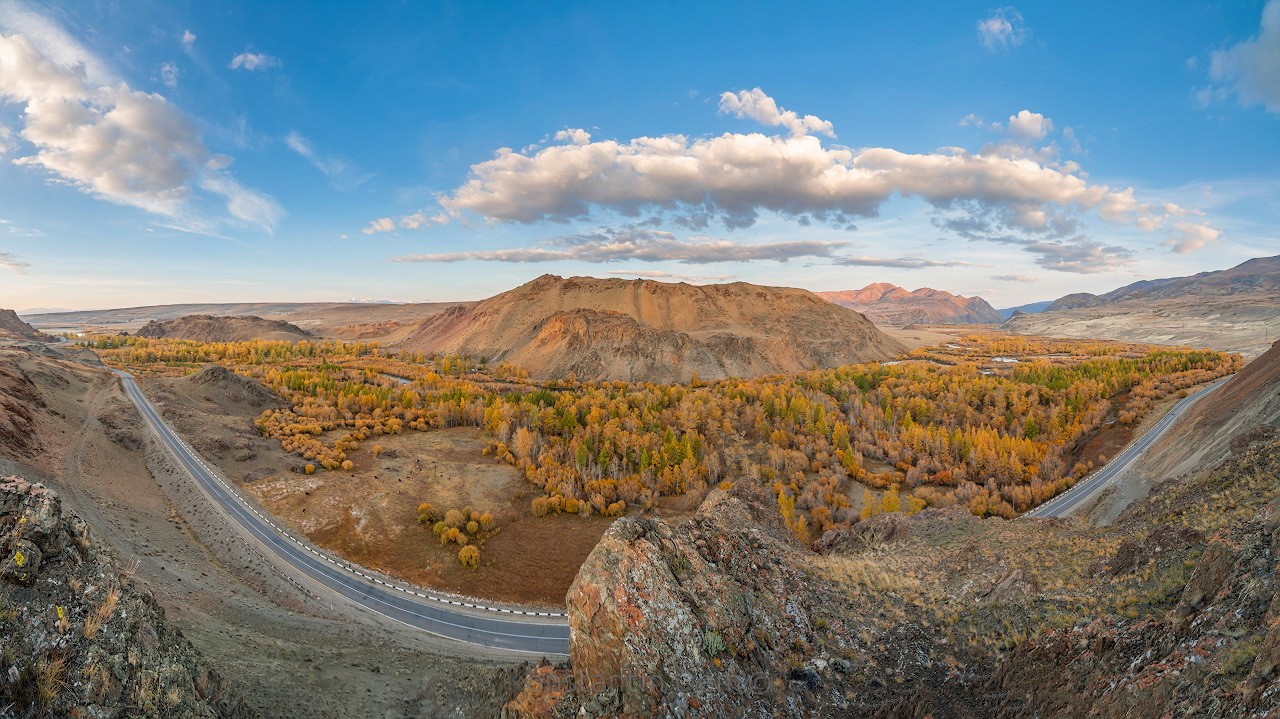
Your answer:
(136, 314), (313, 342)
(396, 275), (906, 382)
(0, 308), (47, 341)
(817, 283), (1002, 325)
(1004, 255), (1280, 357)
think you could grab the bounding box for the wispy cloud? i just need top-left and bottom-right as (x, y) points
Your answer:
(392, 227), (850, 265)
(160, 61), (179, 88)
(604, 269), (737, 282)
(992, 273), (1038, 282)
(0, 252), (31, 273)
(831, 256), (980, 269)
(229, 51), (280, 71)
(977, 7), (1028, 52)
(285, 132), (373, 191)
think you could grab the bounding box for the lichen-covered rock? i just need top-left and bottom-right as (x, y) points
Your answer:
(1, 538), (41, 585)
(0, 476), (258, 718)
(561, 484), (817, 718)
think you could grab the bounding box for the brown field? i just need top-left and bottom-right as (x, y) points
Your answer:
(244, 427), (615, 606)
(143, 372), (641, 606)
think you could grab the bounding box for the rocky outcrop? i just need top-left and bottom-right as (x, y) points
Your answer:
(136, 315), (313, 342)
(186, 364), (286, 409)
(507, 484), (973, 719)
(558, 484), (818, 718)
(0, 359), (44, 458)
(818, 283), (1002, 325)
(0, 477), (257, 718)
(0, 308), (46, 341)
(398, 275), (906, 382)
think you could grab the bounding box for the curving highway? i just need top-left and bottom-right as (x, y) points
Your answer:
(1025, 376), (1231, 519)
(113, 369), (570, 656)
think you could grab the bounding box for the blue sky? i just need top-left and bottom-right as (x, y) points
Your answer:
(0, 0), (1277, 311)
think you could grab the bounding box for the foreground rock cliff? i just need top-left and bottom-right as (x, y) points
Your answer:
(0, 477), (257, 718)
(509, 433), (1280, 718)
(397, 275), (906, 382)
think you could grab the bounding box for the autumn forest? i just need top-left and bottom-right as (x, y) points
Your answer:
(89, 333), (1238, 549)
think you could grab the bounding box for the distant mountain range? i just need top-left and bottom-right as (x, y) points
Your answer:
(817, 283), (1003, 325)
(1002, 255), (1280, 357)
(995, 301), (1053, 320)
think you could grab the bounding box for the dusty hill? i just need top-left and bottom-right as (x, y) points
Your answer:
(136, 314), (313, 342)
(397, 275), (906, 382)
(818, 283), (1002, 324)
(1004, 255), (1280, 357)
(0, 308), (46, 341)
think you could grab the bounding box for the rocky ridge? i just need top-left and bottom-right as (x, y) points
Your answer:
(136, 315), (313, 342)
(0, 476), (257, 718)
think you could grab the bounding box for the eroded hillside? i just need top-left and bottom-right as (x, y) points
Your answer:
(396, 275), (907, 381)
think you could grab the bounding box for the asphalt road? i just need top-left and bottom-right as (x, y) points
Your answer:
(1025, 376), (1231, 519)
(113, 369), (570, 656)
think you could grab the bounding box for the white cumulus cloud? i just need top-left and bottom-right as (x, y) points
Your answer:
(1209, 0), (1280, 112)
(718, 88), (835, 138)
(371, 89), (1216, 274)
(181, 30), (196, 48)
(1164, 221), (1221, 254)
(362, 217), (395, 235)
(978, 7), (1028, 51)
(1005, 110), (1053, 141)
(0, 8), (283, 234)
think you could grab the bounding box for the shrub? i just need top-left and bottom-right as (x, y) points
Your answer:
(304, 464), (315, 475)
(443, 509), (465, 528)
(466, 520), (480, 535)
(458, 545), (480, 569)
(417, 503), (437, 524)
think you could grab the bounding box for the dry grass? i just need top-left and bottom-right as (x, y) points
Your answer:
(34, 654), (68, 712)
(82, 586), (120, 639)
